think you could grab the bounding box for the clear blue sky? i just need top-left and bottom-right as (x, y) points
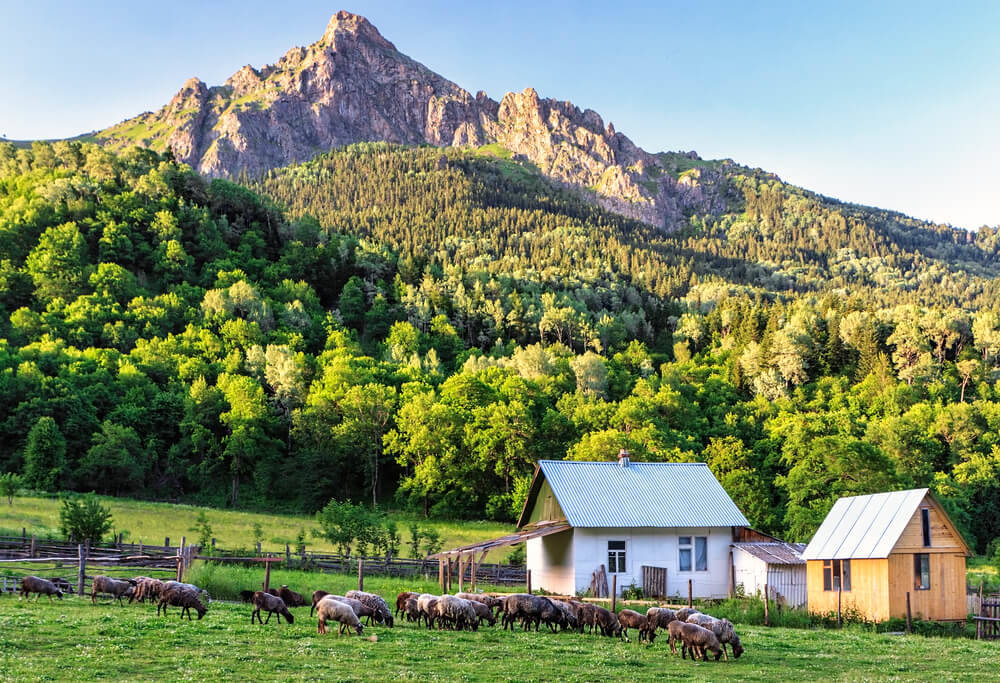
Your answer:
(2, 1), (998, 229)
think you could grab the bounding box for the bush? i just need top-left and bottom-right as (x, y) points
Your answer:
(0, 472), (23, 505)
(59, 493), (113, 545)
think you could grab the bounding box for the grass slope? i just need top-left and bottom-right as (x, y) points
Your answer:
(0, 596), (993, 681)
(0, 495), (514, 558)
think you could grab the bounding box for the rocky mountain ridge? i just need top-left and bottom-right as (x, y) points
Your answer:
(98, 11), (729, 229)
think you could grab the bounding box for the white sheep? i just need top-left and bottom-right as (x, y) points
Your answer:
(316, 596), (364, 636)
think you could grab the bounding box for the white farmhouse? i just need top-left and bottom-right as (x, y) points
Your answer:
(514, 453), (749, 598)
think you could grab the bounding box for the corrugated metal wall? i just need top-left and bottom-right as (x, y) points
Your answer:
(766, 565), (807, 609)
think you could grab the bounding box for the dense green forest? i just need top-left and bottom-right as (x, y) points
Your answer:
(3, 139), (1000, 553)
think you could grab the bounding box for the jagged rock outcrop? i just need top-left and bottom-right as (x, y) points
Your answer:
(98, 10), (728, 229)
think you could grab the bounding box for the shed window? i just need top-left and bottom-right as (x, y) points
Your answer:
(608, 540), (626, 574)
(915, 553), (931, 590)
(679, 536), (708, 572)
(822, 559), (852, 592)
(921, 508), (931, 547)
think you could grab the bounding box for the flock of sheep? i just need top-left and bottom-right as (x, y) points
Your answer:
(16, 574), (744, 661)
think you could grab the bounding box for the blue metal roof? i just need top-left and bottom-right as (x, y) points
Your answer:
(530, 460), (749, 529)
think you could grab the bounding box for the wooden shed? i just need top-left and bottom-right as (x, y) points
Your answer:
(732, 541), (807, 608)
(801, 488), (971, 622)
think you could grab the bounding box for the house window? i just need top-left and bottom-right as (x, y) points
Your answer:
(915, 553), (931, 590)
(822, 559), (852, 591)
(921, 508), (931, 547)
(679, 536), (708, 571)
(608, 540), (626, 573)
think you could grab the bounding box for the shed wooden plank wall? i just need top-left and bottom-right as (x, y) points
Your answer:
(887, 553), (967, 621)
(892, 499), (964, 554)
(806, 559), (889, 622)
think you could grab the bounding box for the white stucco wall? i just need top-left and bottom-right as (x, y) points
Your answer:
(526, 529), (575, 595)
(569, 527), (733, 598)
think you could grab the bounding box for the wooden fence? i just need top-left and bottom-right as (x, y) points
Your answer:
(0, 534), (526, 587)
(642, 565), (667, 598)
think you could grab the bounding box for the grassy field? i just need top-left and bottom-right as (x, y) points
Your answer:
(0, 494), (515, 559)
(0, 593), (994, 682)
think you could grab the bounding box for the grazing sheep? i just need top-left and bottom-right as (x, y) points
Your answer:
(618, 609), (653, 643)
(50, 577), (72, 593)
(239, 590), (256, 603)
(686, 613), (743, 658)
(549, 600), (578, 632)
(157, 586), (207, 620)
(675, 607), (700, 622)
(435, 595), (478, 631)
(455, 592), (497, 612)
(501, 594), (538, 631)
(310, 590), (330, 617)
(130, 577), (164, 604)
(593, 605), (623, 638)
(576, 602), (599, 634)
(403, 597), (421, 622)
(470, 600), (496, 627)
(680, 621), (726, 661)
(19, 576), (63, 602)
(396, 591), (419, 618)
(316, 596), (364, 636)
(91, 575), (136, 606)
(326, 595), (376, 623)
(417, 594), (440, 629)
(346, 590), (393, 627)
(251, 591), (294, 625)
(277, 585), (306, 608)
(645, 606), (677, 635)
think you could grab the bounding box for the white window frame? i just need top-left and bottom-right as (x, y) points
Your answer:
(679, 535), (709, 572)
(607, 539), (627, 574)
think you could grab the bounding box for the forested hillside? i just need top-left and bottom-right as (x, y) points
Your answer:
(3, 139), (1000, 553)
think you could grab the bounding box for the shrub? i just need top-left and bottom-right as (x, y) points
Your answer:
(0, 472), (23, 505)
(59, 493), (113, 545)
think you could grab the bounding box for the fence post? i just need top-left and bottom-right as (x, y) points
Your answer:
(446, 559), (453, 593)
(139, 540), (143, 556)
(256, 542), (261, 556)
(905, 591), (912, 634)
(264, 558), (271, 592)
(471, 556), (476, 592)
(527, 569), (531, 595)
(211, 538), (216, 551)
(837, 583), (842, 627)
(165, 537), (169, 549)
(458, 553), (464, 592)
(688, 579), (693, 608)
(77, 544), (86, 597)
(439, 558), (445, 593)
(358, 557), (364, 592)
(612, 575), (617, 613)
(286, 544), (291, 568)
(764, 582), (770, 626)
(30, 535), (36, 558)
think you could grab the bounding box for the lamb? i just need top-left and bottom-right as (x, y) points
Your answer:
(91, 575), (136, 606)
(310, 590), (330, 617)
(417, 594), (440, 629)
(686, 613), (743, 658)
(395, 591), (419, 618)
(316, 595), (364, 636)
(325, 595), (376, 623)
(157, 585), (207, 620)
(19, 576), (63, 602)
(435, 595), (478, 631)
(645, 606), (677, 635)
(131, 577), (164, 604)
(277, 585), (306, 608)
(251, 590), (294, 625)
(403, 597), (421, 622)
(617, 608), (653, 643)
(346, 590), (394, 627)
(470, 600), (496, 627)
(668, 621), (725, 661)
(593, 605), (623, 638)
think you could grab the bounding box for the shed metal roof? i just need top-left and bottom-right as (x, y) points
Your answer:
(733, 542), (806, 565)
(518, 460), (749, 529)
(802, 488), (931, 560)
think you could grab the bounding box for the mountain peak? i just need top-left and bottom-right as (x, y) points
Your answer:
(320, 10), (396, 51)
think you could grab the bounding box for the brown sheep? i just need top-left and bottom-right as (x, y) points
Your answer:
(687, 613), (743, 658)
(251, 590), (294, 625)
(316, 596), (364, 636)
(470, 600), (496, 627)
(645, 606), (677, 635)
(668, 621), (725, 660)
(617, 608), (653, 643)
(277, 585), (306, 608)
(416, 594), (440, 629)
(91, 575), (136, 606)
(396, 591), (419, 618)
(675, 607), (700, 622)
(157, 586), (207, 620)
(310, 590), (330, 617)
(19, 576), (63, 602)
(593, 605), (622, 638)
(576, 602), (599, 634)
(131, 577), (165, 604)
(346, 590), (394, 627)
(403, 596), (421, 622)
